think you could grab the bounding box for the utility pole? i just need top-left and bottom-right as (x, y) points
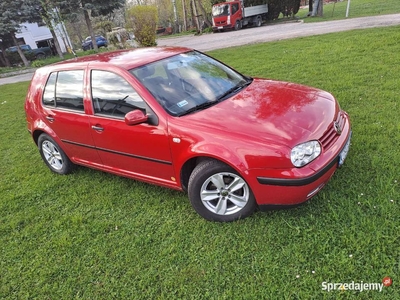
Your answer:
(346, 0), (351, 18)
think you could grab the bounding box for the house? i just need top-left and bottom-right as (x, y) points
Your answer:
(15, 22), (72, 54)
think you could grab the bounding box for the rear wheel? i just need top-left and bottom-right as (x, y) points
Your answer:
(35, 53), (45, 60)
(188, 160), (256, 222)
(255, 16), (262, 27)
(38, 134), (73, 175)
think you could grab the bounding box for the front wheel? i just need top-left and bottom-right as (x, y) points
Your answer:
(188, 160), (256, 222)
(38, 134), (73, 175)
(234, 21), (241, 31)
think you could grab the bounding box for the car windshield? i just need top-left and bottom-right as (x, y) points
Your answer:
(212, 4), (230, 17)
(130, 51), (251, 116)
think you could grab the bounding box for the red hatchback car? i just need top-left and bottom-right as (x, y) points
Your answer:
(25, 47), (351, 221)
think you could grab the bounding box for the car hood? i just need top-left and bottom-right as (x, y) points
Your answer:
(180, 78), (339, 147)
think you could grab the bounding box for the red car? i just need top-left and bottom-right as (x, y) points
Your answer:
(24, 47), (351, 222)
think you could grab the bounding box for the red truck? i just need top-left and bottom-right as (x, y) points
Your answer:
(212, 0), (268, 32)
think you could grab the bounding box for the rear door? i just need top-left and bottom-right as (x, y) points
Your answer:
(40, 69), (102, 166)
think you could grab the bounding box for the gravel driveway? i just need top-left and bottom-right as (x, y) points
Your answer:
(157, 13), (400, 51)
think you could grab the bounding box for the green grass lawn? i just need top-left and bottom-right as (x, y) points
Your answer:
(299, 0), (400, 21)
(1, 26), (399, 299)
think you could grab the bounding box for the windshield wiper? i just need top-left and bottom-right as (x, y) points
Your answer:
(117, 95), (129, 102)
(177, 79), (252, 117)
(216, 79), (252, 101)
(178, 100), (219, 116)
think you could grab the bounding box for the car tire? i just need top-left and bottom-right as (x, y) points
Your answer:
(188, 159), (256, 222)
(38, 134), (73, 175)
(234, 21), (241, 31)
(255, 16), (262, 27)
(36, 53), (45, 60)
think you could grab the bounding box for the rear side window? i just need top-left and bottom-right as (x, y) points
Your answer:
(43, 73), (57, 106)
(42, 70), (84, 111)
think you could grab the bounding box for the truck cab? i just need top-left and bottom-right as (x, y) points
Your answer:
(212, 0), (268, 32)
(212, 1), (242, 31)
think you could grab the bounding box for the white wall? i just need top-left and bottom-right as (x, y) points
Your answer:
(15, 22), (71, 53)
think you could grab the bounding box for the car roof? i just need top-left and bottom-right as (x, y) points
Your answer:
(85, 35), (103, 39)
(50, 47), (192, 70)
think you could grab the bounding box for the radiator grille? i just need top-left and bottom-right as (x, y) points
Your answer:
(319, 112), (346, 150)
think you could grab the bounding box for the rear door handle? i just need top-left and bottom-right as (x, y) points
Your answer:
(91, 125), (104, 132)
(46, 115), (55, 122)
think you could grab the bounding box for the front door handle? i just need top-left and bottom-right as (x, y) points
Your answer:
(91, 125), (104, 132)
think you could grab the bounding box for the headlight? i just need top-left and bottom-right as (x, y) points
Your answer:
(291, 141), (321, 167)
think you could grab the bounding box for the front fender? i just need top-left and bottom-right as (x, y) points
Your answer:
(171, 135), (293, 189)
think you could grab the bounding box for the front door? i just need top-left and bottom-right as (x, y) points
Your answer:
(88, 69), (175, 186)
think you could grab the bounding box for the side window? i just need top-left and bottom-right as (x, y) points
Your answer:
(42, 71), (84, 111)
(91, 70), (145, 118)
(55, 71), (84, 111)
(43, 72), (57, 106)
(232, 3), (239, 14)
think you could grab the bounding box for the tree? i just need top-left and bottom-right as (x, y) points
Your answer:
(58, 0), (125, 51)
(311, 0), (323, 17)
(154, 0), (174, 29)
(0, 0), (43, 66)
(0, 35), (12, 67)
(94, 20), (114, 37)
(39, 0), (64, 58)
(281, 0), (301, 18)
(191, 0), (200, 33)
(196, 0), (212, 28)
(126, 5), (158, 47)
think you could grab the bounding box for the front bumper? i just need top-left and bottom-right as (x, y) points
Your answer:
(248, 122), (351, 208)
(212, 25), (233, 31)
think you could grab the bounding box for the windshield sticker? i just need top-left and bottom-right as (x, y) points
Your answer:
(177, 100), (189, 108)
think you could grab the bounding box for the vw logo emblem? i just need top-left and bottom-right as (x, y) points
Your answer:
(333, 121), (342, 135)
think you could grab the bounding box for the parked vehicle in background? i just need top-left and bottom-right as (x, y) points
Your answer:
(212, 0), (268, 32)
(82, 35), (108, 51)
(24, 47), (351, 222)
(6, 44), (52, 60)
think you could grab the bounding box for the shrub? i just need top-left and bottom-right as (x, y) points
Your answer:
(5, 51), (35, 66)
(280, 0), (301, 17)
(107, 28), (132, 49)
(267, 0), (301, 20)
(126, 5), (158, 47)
(31, 60), (44, 68)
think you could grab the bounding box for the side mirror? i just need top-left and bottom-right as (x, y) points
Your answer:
(125, 109), (148, 126)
